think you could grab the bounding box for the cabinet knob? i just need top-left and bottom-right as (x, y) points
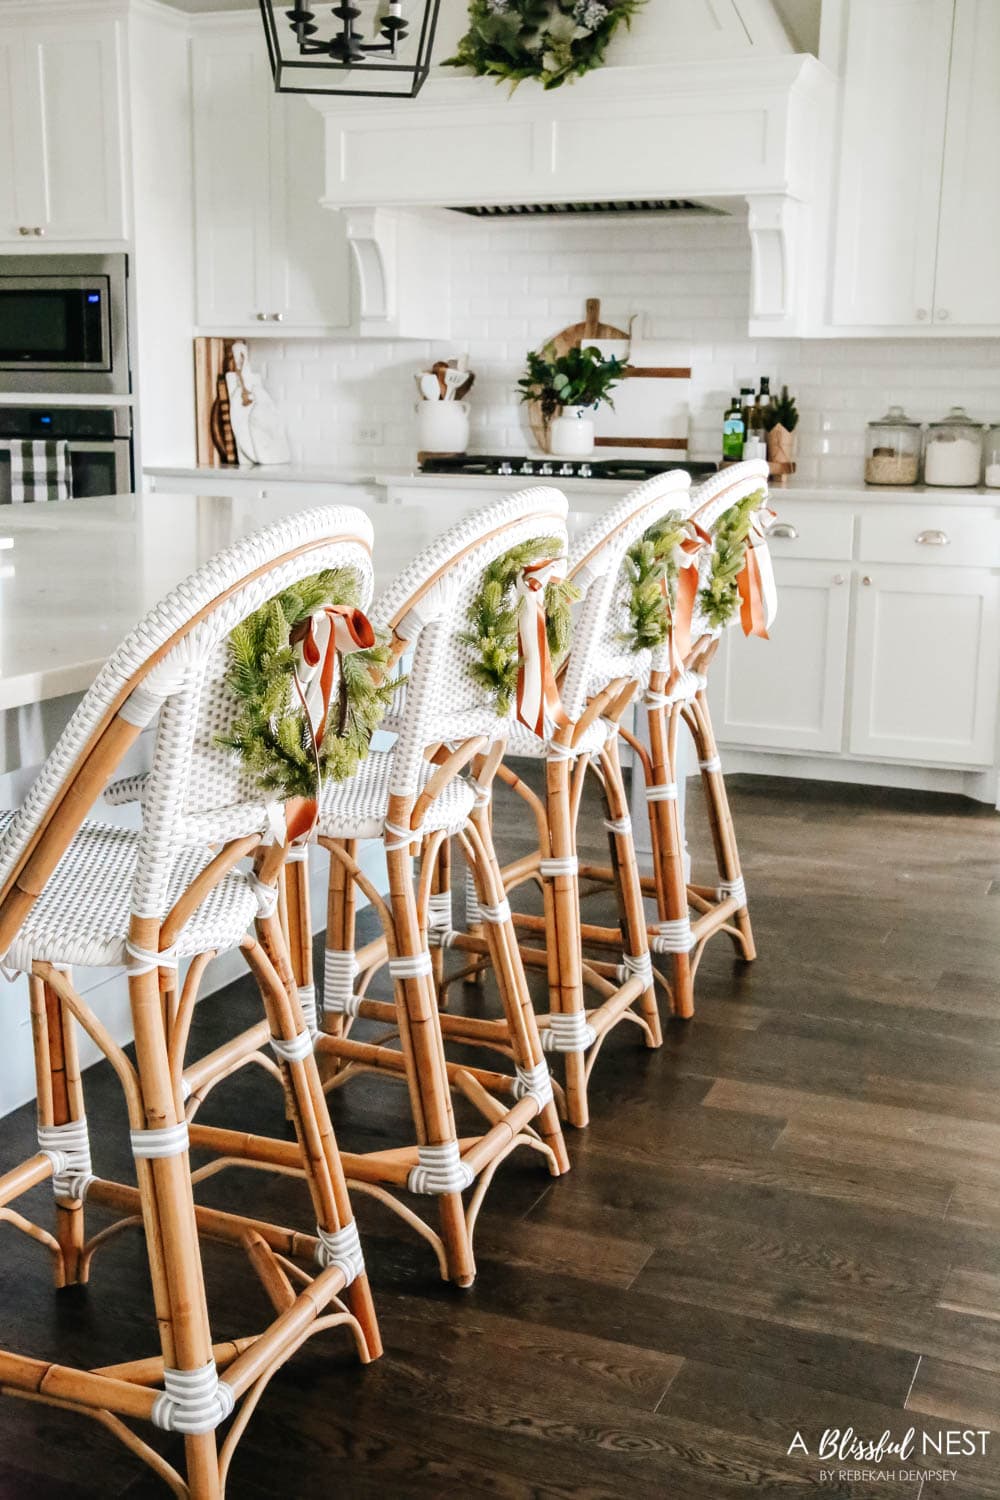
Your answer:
(256, 312), (268, 321)
(862, 575), (873, 586)
(936, 308), (950, 321)
(272, 312), (283, 322)
(916, 528), (950, 546)
(833, 574), (845, 586)
(915, 308), (928, 321)
(34, 227), (45, 237)
(767, 522), (798, 540)
(17, 226), (31, 236)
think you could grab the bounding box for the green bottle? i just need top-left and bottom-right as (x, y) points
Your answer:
(722, 394), (745, 460)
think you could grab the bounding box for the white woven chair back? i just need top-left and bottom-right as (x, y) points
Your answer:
(373, 486), (570, 797)
(688, 460), (772, 645)
(0, 506), (374, 922)
(562, 470), (693, 720)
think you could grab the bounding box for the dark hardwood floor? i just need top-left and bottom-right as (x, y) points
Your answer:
(2, 773), (999, 1498)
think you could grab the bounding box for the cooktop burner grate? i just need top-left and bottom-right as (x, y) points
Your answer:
(417, 454), (719, 482)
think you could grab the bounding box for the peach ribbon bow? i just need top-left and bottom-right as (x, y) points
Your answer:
(737, 506), (778, 640)
(515, 558), (570, 739)
(283, 604), (376, 842)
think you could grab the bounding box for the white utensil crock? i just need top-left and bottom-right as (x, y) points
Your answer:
(416, 399), (470, 455)
(550, 404), (595, 458)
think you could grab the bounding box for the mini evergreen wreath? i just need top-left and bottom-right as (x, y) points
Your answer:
(219, 569), (397, 801)
(445, 0), (647, 91)
(698, 489), (766, 630)
(460, 537), (579, 714)
(623, 511), (689, 652)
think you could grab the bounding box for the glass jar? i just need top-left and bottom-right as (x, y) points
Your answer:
(923, 406), (983, 488)
(984, 423), (1000, 489)
(864, 405), (922, 486)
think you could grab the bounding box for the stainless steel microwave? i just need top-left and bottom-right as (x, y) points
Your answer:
(0, 253), (130, 395)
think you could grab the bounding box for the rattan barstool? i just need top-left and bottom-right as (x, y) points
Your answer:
(0, 507), (381, 1498)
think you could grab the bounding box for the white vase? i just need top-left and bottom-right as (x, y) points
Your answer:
(549, 404), (595, 458)
(415, 399), (470, 456)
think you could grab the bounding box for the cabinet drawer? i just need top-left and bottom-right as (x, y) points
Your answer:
(859, 506), (1000, 567)
(764, 502), (853, 561)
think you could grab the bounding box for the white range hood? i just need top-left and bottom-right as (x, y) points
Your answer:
(312, 1), (834, 336)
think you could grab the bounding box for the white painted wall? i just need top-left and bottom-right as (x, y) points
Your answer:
(250, 213), (1000, 481)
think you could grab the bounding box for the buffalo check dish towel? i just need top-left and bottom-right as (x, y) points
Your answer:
(1, 440), (73, 503)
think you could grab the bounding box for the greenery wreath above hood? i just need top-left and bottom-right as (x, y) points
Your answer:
(444, 0), (647, 90)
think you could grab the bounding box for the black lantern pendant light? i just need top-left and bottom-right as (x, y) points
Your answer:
(259, 1), (442, 99)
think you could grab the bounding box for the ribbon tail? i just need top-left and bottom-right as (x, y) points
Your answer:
(738, 546), (770, 640)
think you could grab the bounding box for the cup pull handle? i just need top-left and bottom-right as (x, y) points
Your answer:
(916, 530), (949, 546)
(767, 523), (798, 540)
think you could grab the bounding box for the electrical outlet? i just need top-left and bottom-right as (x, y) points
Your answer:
(354, 422), (384, 446)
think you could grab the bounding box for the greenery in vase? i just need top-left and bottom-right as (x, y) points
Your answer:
(763, 385), (799, 433)
(444, 0), (647, 90)
(517, 343), (625, 423)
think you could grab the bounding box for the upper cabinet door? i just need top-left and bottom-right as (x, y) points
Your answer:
(831, 0), (953, 327)
(0, 33), (34, 241)
(269, 94), (351, 331)
(192, 35), (271, 329)
(24, 22), (127, 241)
(933, 0), (1000, 326)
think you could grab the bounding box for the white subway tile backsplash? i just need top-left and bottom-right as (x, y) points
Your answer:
(255, 215), (1000, 479)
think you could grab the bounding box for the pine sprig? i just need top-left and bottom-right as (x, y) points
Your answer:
(218, 568), (399, 802)
(460, 537), (580, 715)
(622, 510), (688, 652)
(698, 490), (766, 629)
(444, 0), (647, 91)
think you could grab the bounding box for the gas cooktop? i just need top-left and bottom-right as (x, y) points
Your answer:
(417, 454), (719, 482)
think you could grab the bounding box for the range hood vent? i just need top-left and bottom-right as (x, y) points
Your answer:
(448, 198), (727, 220)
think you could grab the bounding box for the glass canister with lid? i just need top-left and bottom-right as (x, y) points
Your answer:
(983, 422), (1000, 489)
(923, 406), (983, 487)
(864, 405), (922, 485)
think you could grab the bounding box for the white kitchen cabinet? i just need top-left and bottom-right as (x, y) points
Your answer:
(830, 0), (1000, 332)
(849, 565), (1000, 765)
(0, 19), (127, 245)
(934, 0), (1000, 327)
(192, 26), (350, 335)
(710, 560), (851, 753)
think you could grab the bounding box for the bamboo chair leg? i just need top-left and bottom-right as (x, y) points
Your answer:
(283, 851), (318, 1033)
(244, 922), (381, 1357)
(428, 834), (452, 1005)
(29, 975), (88, 1286)
(322, 837), (358, 1043)
(543, 755), (589, 1130)
(385, 843), (476, 1286)
(466, 790), (569, 1174)
(646, 699), (695, 1020)
(689, 691), (756, 961)
(598, 740), (661, 1049)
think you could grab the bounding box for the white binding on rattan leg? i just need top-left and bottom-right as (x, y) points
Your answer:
(407, 1139), (475, 1195)
(477, 898), (512, 925)
(464, 867), (481, 927)
(37, 1118), (95, 1202)
(512, 1060), (555, 1110)
(383, 820), (414, 852)
(130, 1122), (190, 1159)
(546, 740), (578, 761)
(644, 782), (678, 803)
(619, 951), (654, 987)
(323, 949), (360, 1018)
(717, 875), (747, 908)
(124, 939), (179, 976)
(470, 780), (492, 808)
(315, 1219), (365, 1284)
(651, 918), (697, 954)
(247, 872), (279, 920)
(541, 1010), (597, 1053)
(270, 1029), (314, 1063)
(539, 856), (579, 879)
(285, 844), (309, 863)
(297, 983), (319, 1036)
(388, 952), (433, 980)
(152, 1361), (235, 1435)
(603, 814), (632, 836)
(427, 890), (455, 948)
(698, 756), (722, 774)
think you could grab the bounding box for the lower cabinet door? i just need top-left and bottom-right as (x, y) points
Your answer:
(708, 560), (850, 753)
(849, 565), (1000, 764)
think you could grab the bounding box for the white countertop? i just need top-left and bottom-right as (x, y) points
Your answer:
(145, 463), (376, 486)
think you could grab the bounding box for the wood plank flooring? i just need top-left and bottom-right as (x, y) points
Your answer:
(1, 772), (999, 1497)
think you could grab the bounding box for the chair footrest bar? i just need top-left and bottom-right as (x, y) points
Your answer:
(0, 1352), (157, 1422)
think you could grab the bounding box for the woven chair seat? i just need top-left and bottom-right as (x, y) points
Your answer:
(504, 716), (614, 761)
(316, 749), (476, 841)
(0, 813), (258, 973)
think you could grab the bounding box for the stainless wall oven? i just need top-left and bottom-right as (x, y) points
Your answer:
(0, 254), (130, 395)
(0, 405), (133, 501)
